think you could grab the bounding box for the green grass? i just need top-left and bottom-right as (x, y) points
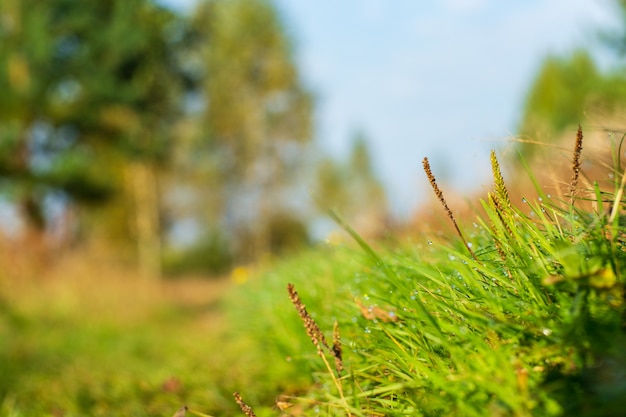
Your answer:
(235, 133), (626, 416)
(0, 247), (369, 417)
(1, 130), (625, 416)
(0, 292), (229, 416)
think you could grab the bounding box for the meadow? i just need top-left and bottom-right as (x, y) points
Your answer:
(2, 127), (626, 416)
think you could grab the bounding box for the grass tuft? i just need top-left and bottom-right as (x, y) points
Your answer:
(279, 131), (626, 416)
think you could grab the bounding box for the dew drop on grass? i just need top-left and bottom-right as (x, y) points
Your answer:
(427, 240), (433, 245)
(467, 242), (473, 249)
(542, 328), (552, 336)
(364, 327), (371, 334)
(522, 197), (527, 203)
(448, 254), (456, 261)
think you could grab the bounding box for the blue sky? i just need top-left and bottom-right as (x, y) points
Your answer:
(162, 0), (619, 218)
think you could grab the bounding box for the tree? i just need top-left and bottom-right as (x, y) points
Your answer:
(518, 0), (626, 156)
(0, 0), (187, 275)
(518, 51), (600, 150)
(314, 131), (388, 238)
(172, 0), (314, 261)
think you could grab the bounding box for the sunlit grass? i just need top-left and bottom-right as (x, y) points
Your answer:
(255, 128), (626, 416)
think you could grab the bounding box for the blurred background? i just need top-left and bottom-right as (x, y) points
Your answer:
(0, 0), (625, 278)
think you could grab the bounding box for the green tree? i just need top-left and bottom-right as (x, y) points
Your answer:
(0, 0), (186, 275)
(519, 1), (626, 156)
(518, 51), (600, 150)
(174, 0), (314, 261)
(315, 132), (388, 237)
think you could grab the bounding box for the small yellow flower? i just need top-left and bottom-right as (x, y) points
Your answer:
(231, 266), (250, 285)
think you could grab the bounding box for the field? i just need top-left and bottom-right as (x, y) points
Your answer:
(2, 129), (626, 416)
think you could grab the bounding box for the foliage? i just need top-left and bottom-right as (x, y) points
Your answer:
(0, 0), (326, 270)
(0, 0), (184, 232)
(162, 229), (234, 276)
(519, 51), (600, 145)
(518, 0), (626, 156)
(315, 132), (388, 237)
(517, 50), (626, 158)
(172, 0), (315, 261)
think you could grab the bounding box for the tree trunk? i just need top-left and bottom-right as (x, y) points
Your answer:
(129, 161), (161, 279)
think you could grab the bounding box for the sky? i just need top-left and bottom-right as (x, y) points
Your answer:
(162, 0), (620, 219)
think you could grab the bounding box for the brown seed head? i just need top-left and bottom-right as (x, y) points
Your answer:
(233, 392), (257, 417)
(287, 283), (328, 350)
(569, 125), (584, 205)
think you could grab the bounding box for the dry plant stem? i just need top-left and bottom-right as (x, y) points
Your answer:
(233, 392), (257, 417)
(317, 343), (351, 416)
(422, 157), (478, 261)
(609, 167), (626, 224)
(172, 405), (188, 417)
(287, 284), (352, 416)
(332, 320), (344, 374)
(569, 125), (584, 206)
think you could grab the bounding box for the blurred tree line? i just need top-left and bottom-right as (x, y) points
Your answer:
(518, 0), (626, 155)
(0, 0), (387, 277)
